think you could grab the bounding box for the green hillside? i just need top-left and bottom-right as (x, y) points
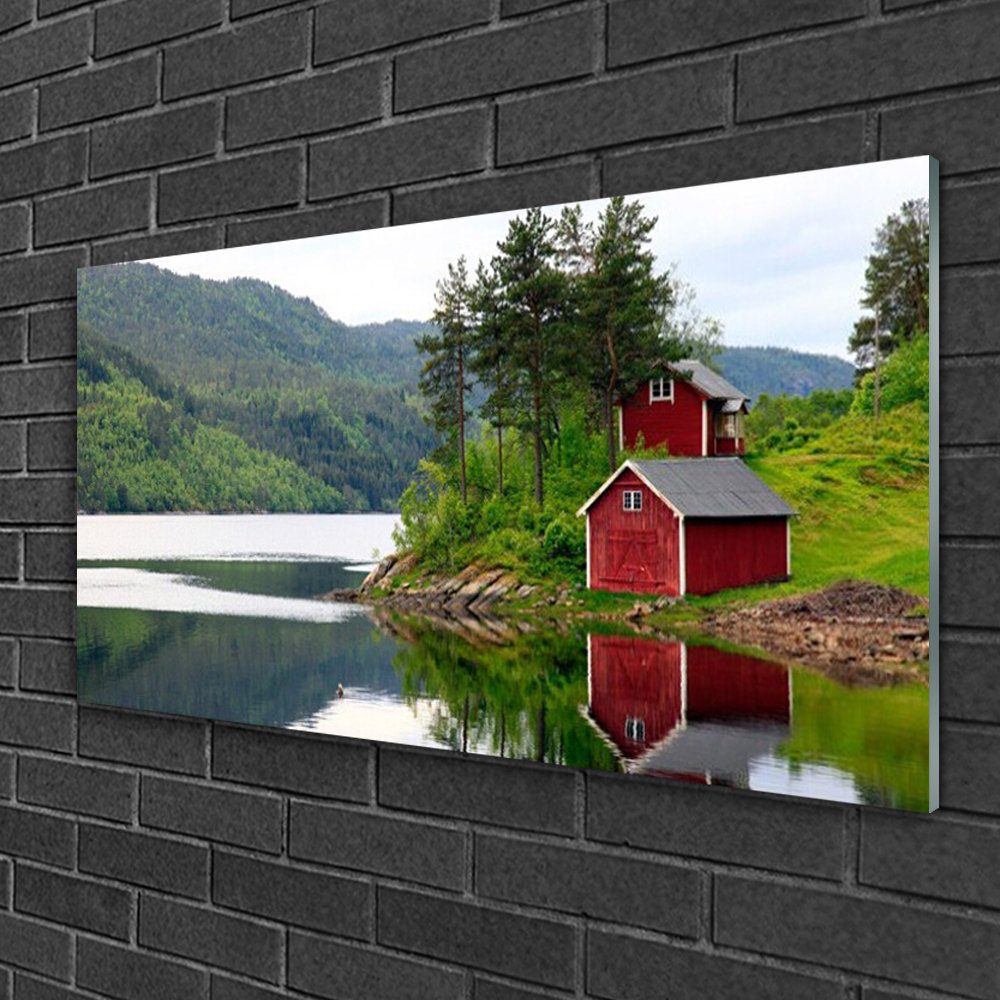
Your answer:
(717, 346), (855, 402)
(76, 264), (438, 511)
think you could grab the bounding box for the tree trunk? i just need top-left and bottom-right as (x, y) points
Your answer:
(605, 317), (619, 473)
(457, 332), (467, 504)
(497, 417), (504, 497)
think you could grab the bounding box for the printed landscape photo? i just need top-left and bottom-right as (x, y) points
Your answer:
(77, 157), (937, 811)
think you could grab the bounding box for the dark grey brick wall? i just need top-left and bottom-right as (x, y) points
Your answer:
(0, 1), (996, 997)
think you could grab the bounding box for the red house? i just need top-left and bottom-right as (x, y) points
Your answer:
(578, 458), (795, 596)
(619, 359), (749, 457)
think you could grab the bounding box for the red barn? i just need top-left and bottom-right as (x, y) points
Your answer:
(619, 359), (749, 457)
(578, 458), (795, 596)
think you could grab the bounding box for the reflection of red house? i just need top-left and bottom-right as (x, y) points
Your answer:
(578, 458), (795, 596)
(587, 634), (791, 785)
(619, 359), (749, 457)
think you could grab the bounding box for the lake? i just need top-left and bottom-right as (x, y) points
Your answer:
(77, 513), (930, 810)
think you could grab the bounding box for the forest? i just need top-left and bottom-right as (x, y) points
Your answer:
(77, 264), (438, 512)
(394, 195), (931, 595)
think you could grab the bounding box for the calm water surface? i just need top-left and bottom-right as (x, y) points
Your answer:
(77, 514), (930, 810)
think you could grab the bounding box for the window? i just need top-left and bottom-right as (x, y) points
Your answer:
(715, 412), (743, 439)
(625, 717), (646, 741)
(650, 376), (673, 402)
(623, 489), (642, 511)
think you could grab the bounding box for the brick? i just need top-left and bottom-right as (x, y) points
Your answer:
(394, 162), (591, 225)
(141, 775), (283, 852)
(290, 801), (465, 890)
(0, 856), (6, 901)
(0, 316), (26, 365)
(0, 90), (33, 144)
(40, 57), (158, 132)
(232, 0), (298, 17)
(15, 865), (132, 940)
(0, 750), (12, 795)
(380, 747), (576, 835)
(211, 978), (285, 1000)
(9, 975), (78, 1000)
(604, 114), (866, 196)
(77, 937), (208, 1000)
(715, 874), (1000, 1000)
(0, 204), (29, 256)
(862, 810), (1000, 908)
(19, 755), (135, 821)
(0, 136), (87, 202)
(379, 886), (575, 989)
(498, 61), (728, 166)
(314, 0), (491, 64)
(0, 476), (76, 522)
(942, 363), (1000, 444)
(227, 197), (385, 248)
(0, 805), (74, 867)
(941, 179), (1000, 266)
(24, 532), (74, 582)
(0, 252), (86, 310)
(96, 0), (224, 58)
(214, 723), (371, 800)
(0, 587), (74, 638)
(0, 531), (18, 579)
(588, 929), (844, 1000)
(738, 5), (1000, 121)
(19, 640), (75, 694)
(502, 0), (573, 14)
(28, 310), (76, 363)
(942, 457), (1000, 537)
(79, 704), (208, 774)
(941, 722), (1000, 814)
(39, 0), (90, 13)
(35, 179), (150, 248)
(0, 0), (31, 33)
(941, 545), (1000, 630)
(93, 102), (219, 179)
(588, 771), (844, 878)
(611, 0), (863, 66)
(160, 148), (302, 224)
(940, 638), (1000, 725)
(289, 932), (465, 1000)
(477, 835), (700, 936)
(214, 849), (371, 936)
(0, 16), (89, 90)
(27, 420), (75, 470)
(883, 90), (1000, 177)
(0, 368), (76, 420)
(941, 269), (1000, 356)
(310, 108), (489, 199)
(0, 913), (71, 981)
(93, 224), (223, 265)
(396, 12), (593, 113)
(0, 695), (74, 749)
(164, 11), (308, 101)
(80, 823), (209, 899)
(228, 62), (383, 150)
(140, 895), (283, 983)
(0, 639), (15, 686)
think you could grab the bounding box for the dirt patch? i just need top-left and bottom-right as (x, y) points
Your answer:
(698, 580), (929, 685)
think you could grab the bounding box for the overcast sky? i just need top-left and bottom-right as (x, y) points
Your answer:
(147, 157), (930, 362)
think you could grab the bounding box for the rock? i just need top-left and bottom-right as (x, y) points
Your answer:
(360, 553), (397, 593)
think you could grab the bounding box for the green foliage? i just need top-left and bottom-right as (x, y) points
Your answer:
(851, 332), (930, 416)
(747, 388), (854, 453)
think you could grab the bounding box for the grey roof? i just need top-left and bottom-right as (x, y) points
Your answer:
(668, 359), (747, 403)
(628, 458), (796, 518)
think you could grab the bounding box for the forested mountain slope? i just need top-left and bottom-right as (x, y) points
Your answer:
(716, 346), (855, 402)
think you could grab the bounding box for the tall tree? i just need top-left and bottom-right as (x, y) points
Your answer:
(850, 198), (929, 369)
(468, 260), (514, 496)
(416, 256), (473, 503)
(558, 197), (671, 472)
(494, 209), (570, 506)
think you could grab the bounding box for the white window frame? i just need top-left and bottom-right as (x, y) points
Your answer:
(625, 716), (646, 741)
(649, 376), (673, 403)
(622, 489), (642, 512)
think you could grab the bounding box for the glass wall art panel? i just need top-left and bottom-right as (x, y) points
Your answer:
(77, 156), (939, 811)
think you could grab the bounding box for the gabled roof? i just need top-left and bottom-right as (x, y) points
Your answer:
(577, 458), (796, 519)
(660, 358), (747, 403)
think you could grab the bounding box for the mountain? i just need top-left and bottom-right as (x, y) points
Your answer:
(77, 263), (437, 512)
(715, 346), (856, 403)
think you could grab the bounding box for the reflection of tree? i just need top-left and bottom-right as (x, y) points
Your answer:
(390, 620), (618, 771)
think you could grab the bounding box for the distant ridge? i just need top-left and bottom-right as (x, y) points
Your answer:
(715, 346), (855, 403)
